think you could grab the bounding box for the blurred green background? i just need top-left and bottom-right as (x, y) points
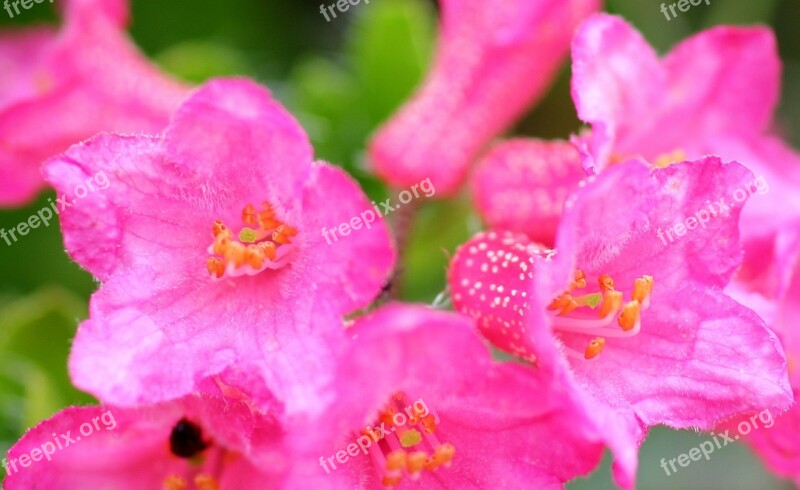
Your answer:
(0, 0), (798, 487)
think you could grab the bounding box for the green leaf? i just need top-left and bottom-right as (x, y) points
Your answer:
(0, 288), (95, 454)
(349, 0), (436, 125)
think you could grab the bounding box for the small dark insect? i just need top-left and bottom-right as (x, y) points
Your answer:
(169, 418), (209, 458)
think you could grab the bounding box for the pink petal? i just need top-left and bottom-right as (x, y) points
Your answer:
(448, 230), (548, 363)
(471, 138), (585, 246)
(0, 4), (188, 205)
(661, 26), (780, 143)
(571, 13), (665, 172)
(47, 79), (392, 411)
(301, 162), (396, 315)
(370, 0), (599, 196)
(294, 304), (604, 489)
(4, 395), (285, 490)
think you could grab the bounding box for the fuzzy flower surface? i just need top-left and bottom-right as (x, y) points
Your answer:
(43, 78), (396, 412)
(369, 0), (599, 196)
(4, 390), (290, 490)
(285, 304), (605, 489)
(450, 157), (793, 488)
(0, 0), (189, 205)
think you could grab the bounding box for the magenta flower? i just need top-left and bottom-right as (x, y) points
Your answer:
(43, 78), (395, 410)
(449, 157), (792, 488)
(285, 304), (605, 489)
(4, 391), (288, 490)
(471, 138), (585, 247)
(0, 0), (189, 205)
(571, 14), (800, 298)
(728, 274), (800, 484)
(368, 0), (599, 196)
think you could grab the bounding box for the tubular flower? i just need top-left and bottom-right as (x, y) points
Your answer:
(285, 304), (605, 489)
(3, 391), (290, 490)
(571, 13), (800, 298)
(471, 138), (585, 247)
(0, 0), (189, 205)
(368, 0), (599, 196)
(43, 78), (395, 411)
(449, 157), (793, 488)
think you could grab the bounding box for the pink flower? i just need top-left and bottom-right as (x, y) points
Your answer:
(3, 390), (288, 490)
(471, 138), (585, 247)
(571, 14), (800, 298)
(286, 304), (605, 489)
(368, 0), (599, 196)
(728, 271), (800, 484)
(0, 0), (189, 205)
(43, 78), (395, 411)
(449, 157), (793, 488)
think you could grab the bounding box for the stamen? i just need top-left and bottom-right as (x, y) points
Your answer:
(618, 301), (640, 331)
(195, 474), (220, 490)
(242, 203), (257, 226)
(632, 275), (654, 304)
(163, 475), (187, 490)
(548, 272), (654, 360)
(569, 269), (587, 290)
(584, 337), (605, 359)
(205, 200), (297, 279)
(598, 290), (623, 319)
(364, 394), (455, 487)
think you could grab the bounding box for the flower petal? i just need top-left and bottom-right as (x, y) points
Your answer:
(370, 0), (599, 195)
(471, 138), (585, 246)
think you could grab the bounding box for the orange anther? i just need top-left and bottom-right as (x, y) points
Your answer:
(386, 450), (406, 470)
(570, 270), (587, 290)
(163, 475), (188, 490)
(632, 276), (654, 303)
(242, 204), (257, 226)
(548, 293), (578, 315)
(584, 337), (605, 359)
(245, 245), (265, 269)
(433, 443), (455, 466)
(212, 219), (228, 237)
(213, 234), (230, 255)
(194, 474), (220, 490)
(206, 257), (225, 278)
(258, 241), (276, 260)
(421, 414), (437, 434)
(598, 274), (615, 292)
(224, 242), (247, 268)
(407, 451), (427, 474)
(276, 224), (298, 237)
(272, 231), (292, 245)
(381, 475), (402, 487)
(618, 301), (641, 331)
(598, 290), (623, 319)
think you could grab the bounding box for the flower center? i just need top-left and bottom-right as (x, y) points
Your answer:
(364, 392), (455, 487)
(547, 270), (654, 360)
(205, 201), (298, 279)
(162, 418), (225, 490)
